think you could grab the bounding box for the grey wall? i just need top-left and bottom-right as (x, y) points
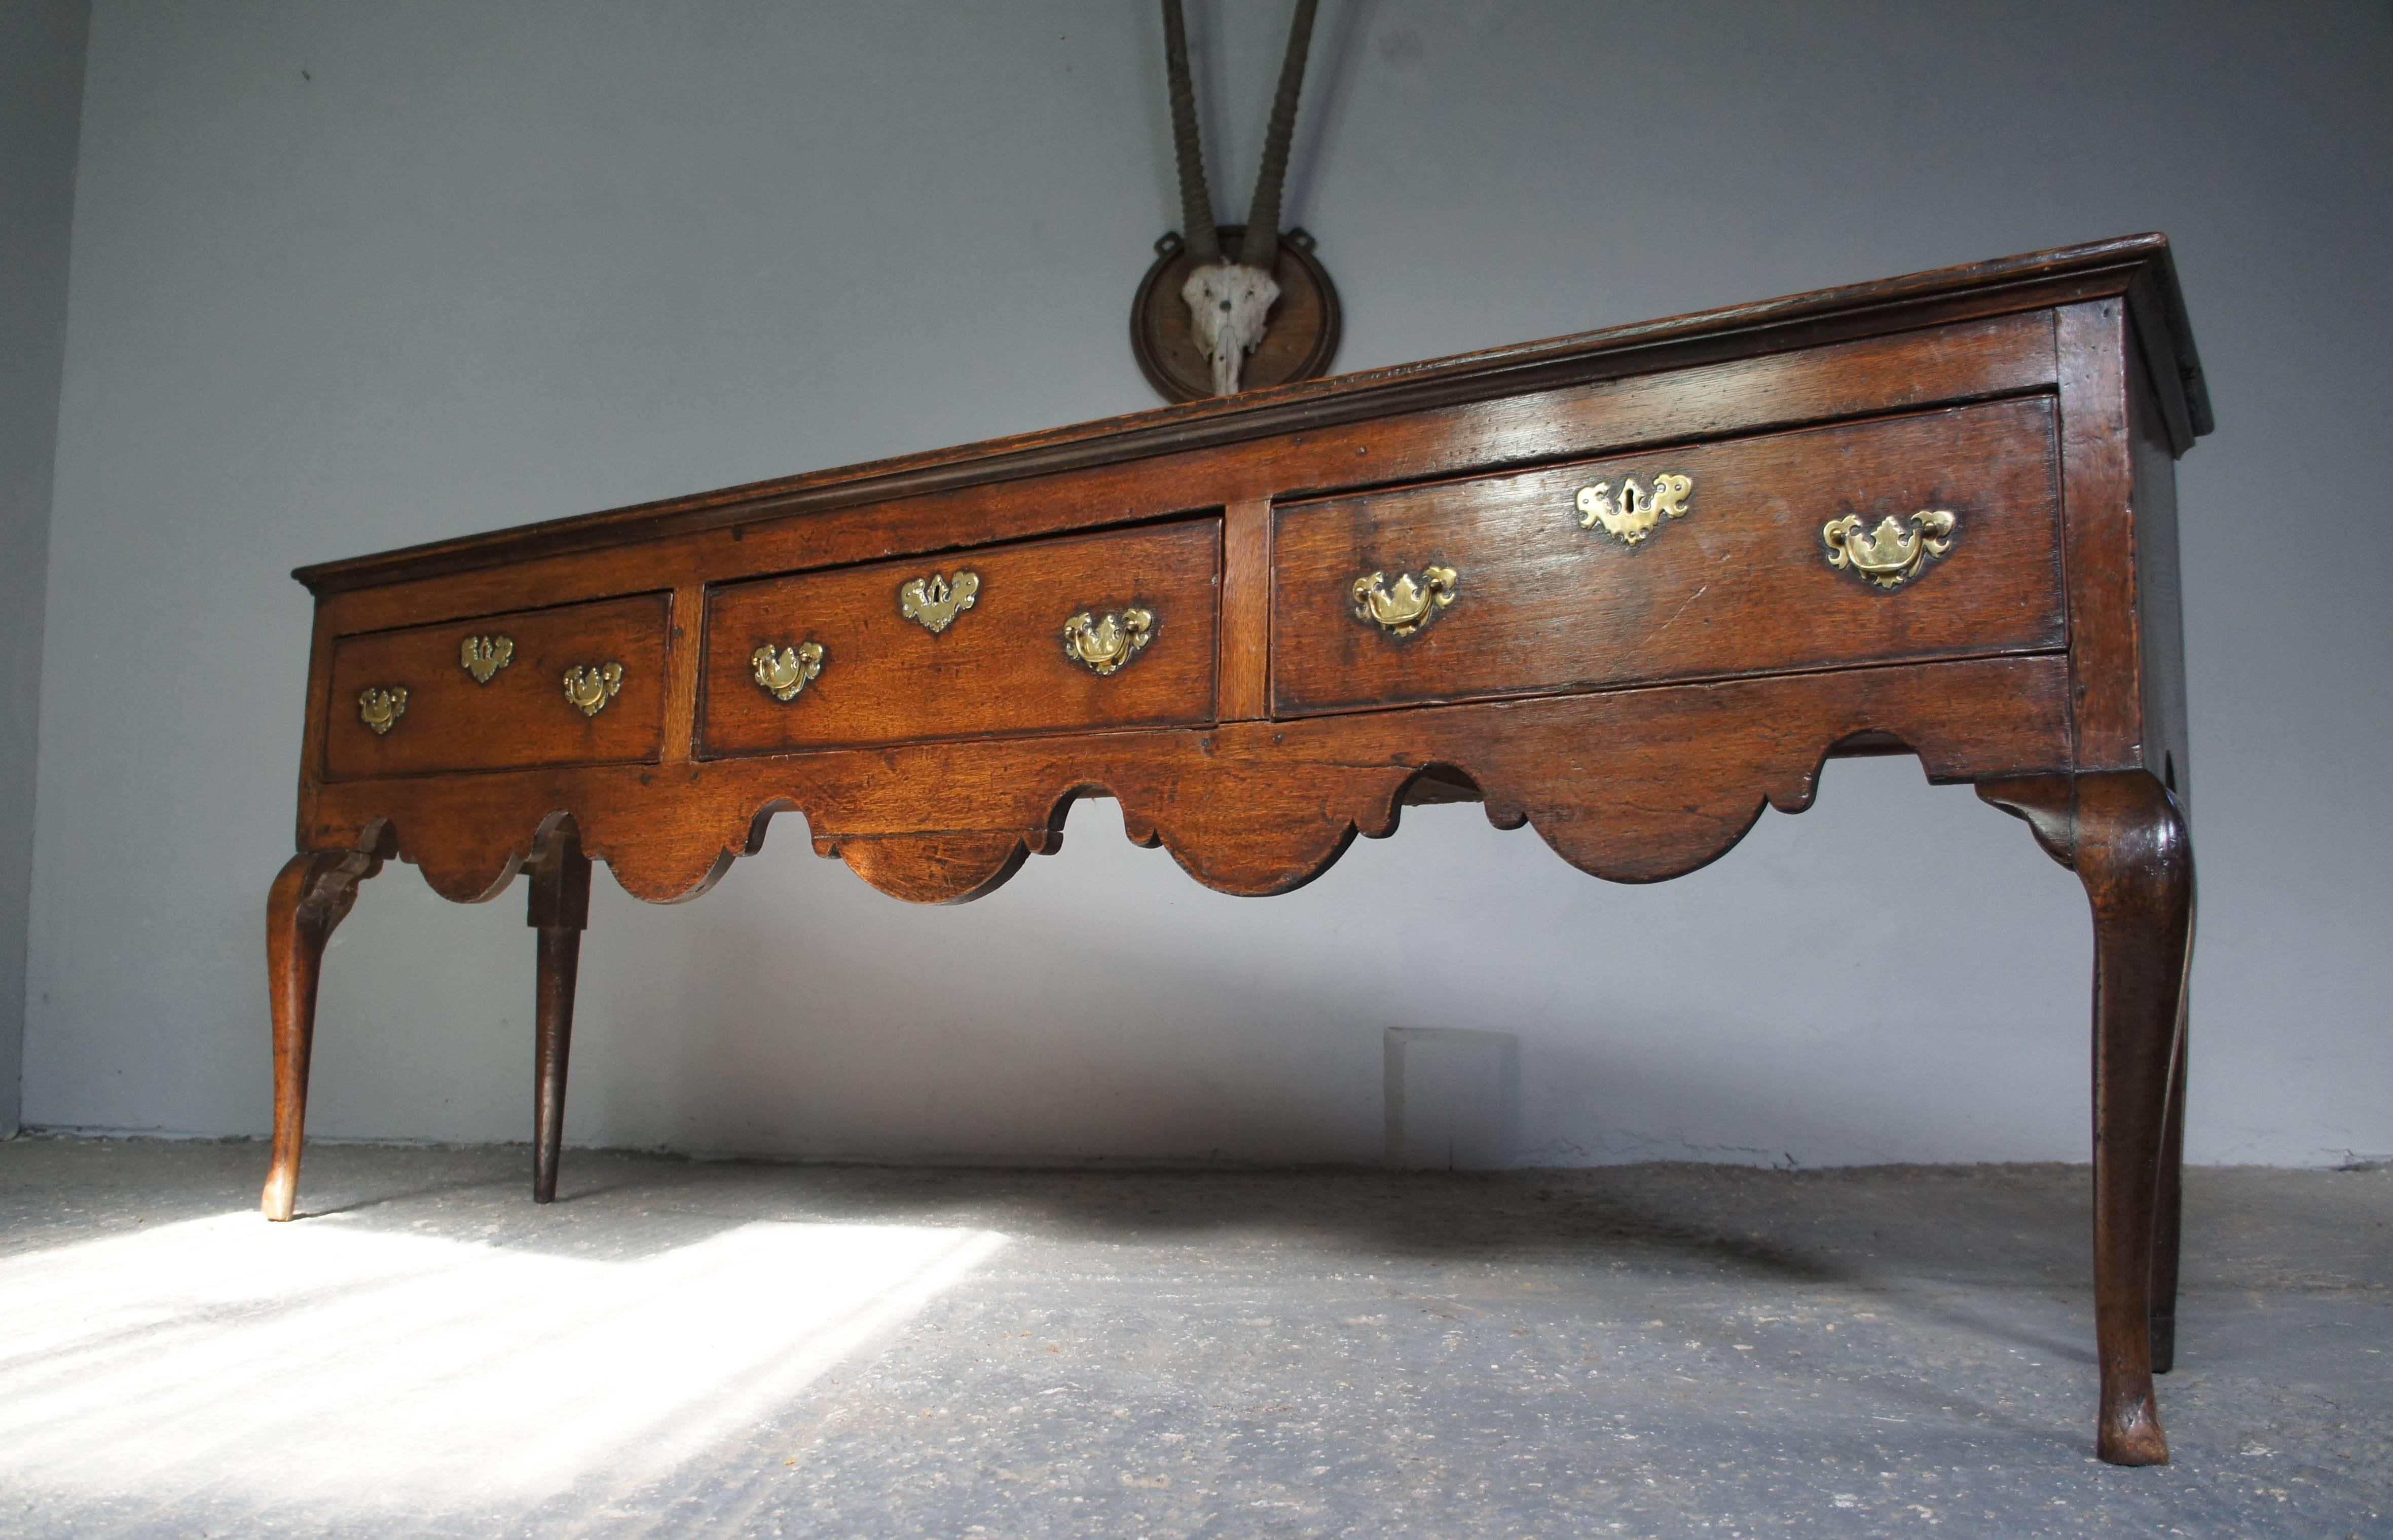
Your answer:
(0, 0), (89, 1135)
(20, 1), (2391, 1168)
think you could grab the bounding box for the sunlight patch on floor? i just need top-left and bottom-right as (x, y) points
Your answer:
(0, 1211), (1004, 1519)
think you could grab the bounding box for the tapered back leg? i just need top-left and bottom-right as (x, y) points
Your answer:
(526, 819), (592, 1204)
(2151, 957), (2191, 1374)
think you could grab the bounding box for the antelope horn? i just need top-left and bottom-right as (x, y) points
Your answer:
(1237, 0), (1318, 271)
(1160, 0), (1220, 267)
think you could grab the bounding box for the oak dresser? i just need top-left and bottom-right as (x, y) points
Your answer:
(267, 236), (2207, 1465)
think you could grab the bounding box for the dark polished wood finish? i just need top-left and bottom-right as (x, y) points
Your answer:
(1978, 771), (2194, 1466)
(264, 236), (2209, 1465)
(260, 839), (389, 1222)
(1271, 398), (2063, 716)
(325, 592), (672, 781)
(525, 818), (591, 1205)
(701, 519), (1222, 755)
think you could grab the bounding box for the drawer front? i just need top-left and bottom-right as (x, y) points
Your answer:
(324, 592), (672, 781)
(701, 518), (1220, 756)
(1271, 398), (2063, 717)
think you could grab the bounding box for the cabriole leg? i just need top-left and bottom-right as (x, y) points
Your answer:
(261, 847), (384, 1222)
(1979, 770), (2193, 1467)
(527, 821), (592, 1204)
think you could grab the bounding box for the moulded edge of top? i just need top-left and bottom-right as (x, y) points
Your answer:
(293, 234), (2211, 599)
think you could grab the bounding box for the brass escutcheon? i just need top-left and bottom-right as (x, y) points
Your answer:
(1352, 566), (1457, 637)
(899, 571), (979, 634)
(1061, 607), (1155, 675)
(357, 685), (408, 736)
(459, 634), (514, 684)
(751, 641), (826, 702)
(1575, 472), (1692, 546)
(1821, 509), (1958, 589)
(562, 662), (624, 717)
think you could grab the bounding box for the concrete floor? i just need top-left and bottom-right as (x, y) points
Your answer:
(0, 1138), (2384, 1538)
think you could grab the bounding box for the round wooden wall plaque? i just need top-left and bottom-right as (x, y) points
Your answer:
(1129, 224), (1342, 404)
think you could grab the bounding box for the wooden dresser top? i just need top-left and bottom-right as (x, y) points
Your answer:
(293, 234), (2208, 598)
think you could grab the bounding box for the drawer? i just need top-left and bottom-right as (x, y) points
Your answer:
(701, 518), (1220, 756)
(1271, 397), (2063, 717)
(323, 592), (671, 781)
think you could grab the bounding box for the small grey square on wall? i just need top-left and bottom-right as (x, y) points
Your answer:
(1385, 1028), (1520, 1171)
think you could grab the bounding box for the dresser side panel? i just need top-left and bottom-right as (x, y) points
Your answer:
(2056, 300), (2145, 771)
(2128, 363), (2191, 807)
(292, 601), (338, 849)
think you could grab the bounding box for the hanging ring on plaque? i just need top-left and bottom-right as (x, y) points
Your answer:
(357, 686), (408, 736)
(1352, 566), (1457, 637)
(1821, 509), (1958, 589)
(1061, 607), (1155, 675)
(459, 634), (514, 684)
(1575, 472), (1692, 546)
(751, 641), (826, 702)
(900, 571), (979, 634)
(562, 662), (624, 717)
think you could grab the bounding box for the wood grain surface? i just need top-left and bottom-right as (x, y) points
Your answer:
(323, 593), (671, 781)
(304, 311), (2059, 646)
(700, 519), (1221, 756)
(1272, 398), (2063, 716)
(304, 652), (2071, 907)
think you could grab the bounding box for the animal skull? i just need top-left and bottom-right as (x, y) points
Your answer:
(1181, 260), (1281, 395)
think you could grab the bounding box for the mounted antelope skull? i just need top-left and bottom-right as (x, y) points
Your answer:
(1183, 261), (1281, 397)
(1160, 0), (1319, 395)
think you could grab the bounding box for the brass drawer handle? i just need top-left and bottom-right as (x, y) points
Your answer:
(563, 662), (624, 717)
(1576, 472), (1692, 546)
(751, 642), (826, 702)
(900, 571), (979, 634)
(1061, 607), (1154, 675)
(357, 686), (408, 736)
(459, 634), (514, 684)
(1822, 509), (1957, 589)
(1352, 566), (1456, 637)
